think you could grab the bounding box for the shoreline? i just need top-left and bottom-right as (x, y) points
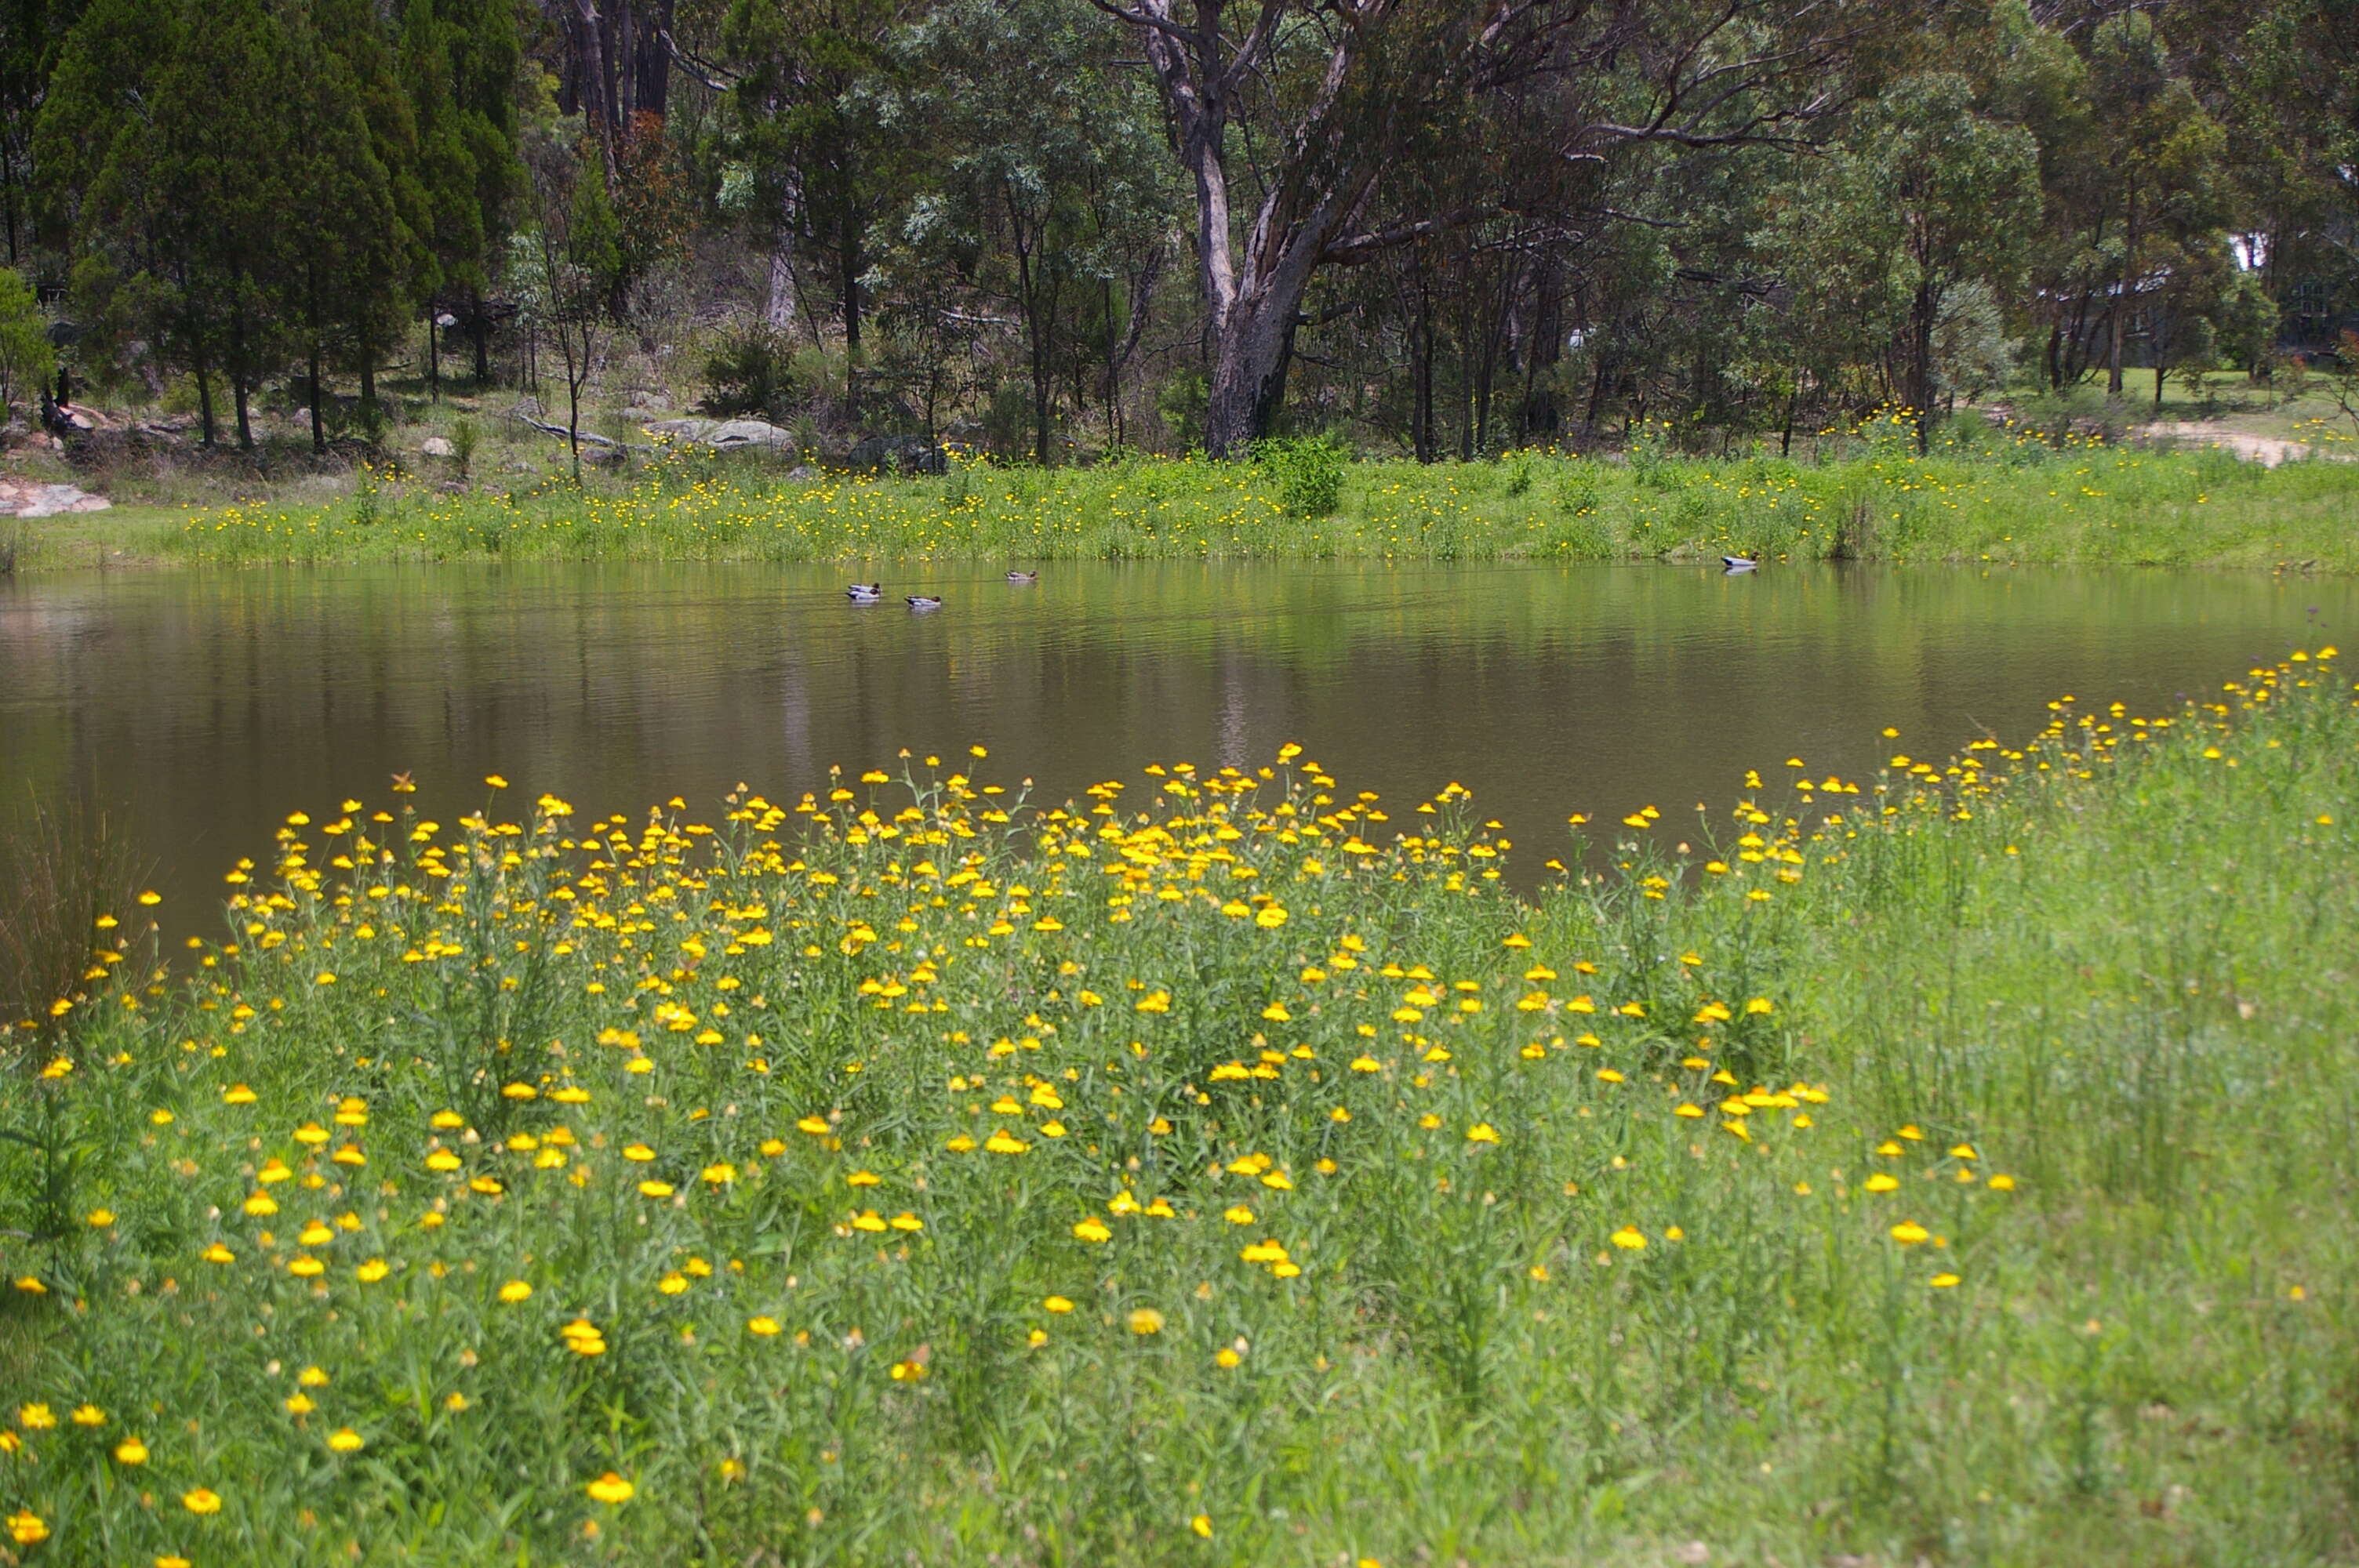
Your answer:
(5, 445), (2357, 575)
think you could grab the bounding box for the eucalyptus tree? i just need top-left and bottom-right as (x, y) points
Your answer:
(516, 133), (626, 478)
(2084, 13), (2232, 397)
(889, 0), (1174, 461)
(1777, 71), (2040, 449)
(722, 0), (918, 378)
(1085, 0), (1881, 456)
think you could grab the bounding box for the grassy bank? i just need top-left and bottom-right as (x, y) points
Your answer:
(56, 429), (2358, 572)
(2, 648), (2354, 1566)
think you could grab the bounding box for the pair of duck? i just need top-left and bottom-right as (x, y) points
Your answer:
(844, 585), (935, 608)
(847, 570), (1035, 609)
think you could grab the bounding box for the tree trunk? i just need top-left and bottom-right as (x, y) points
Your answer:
(309, 341), (325, 452)
(471, 289), (491, 384)
(634, 0), (673, 122)
(616, 0), (636, 122)
(1412, 271), (1434, 463)
(233, 373), (252, 451)
(427, 306), (440, 401)
(194, 359), (216, 449)
(360, 356), (376, 416)
(1907, 278), (1938, 455)
(2109, 181), (2135, 398)
(572, 0), (618, 179)
(839, 208), (862, 354)
(561, 323), (583, 483)
(765, 247), (796, 331)
(1204, 292), (1302, 458)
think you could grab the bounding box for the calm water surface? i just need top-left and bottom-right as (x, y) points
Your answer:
(2, 561), (2348, 908)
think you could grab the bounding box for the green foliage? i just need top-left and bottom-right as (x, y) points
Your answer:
(1156, 371), (1207, 448)
(699, 322), (801, 422)
(1255, 431), (1347, 517)
(147, 439), (2359, 572)
(1551, 457), (1602, 514)
(0, 263), (51, 419)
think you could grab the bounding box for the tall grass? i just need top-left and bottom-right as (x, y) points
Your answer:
(0, 648), (2353, 1564)
(157, 427), (2359, 572)
(0, 797), (149, 1065)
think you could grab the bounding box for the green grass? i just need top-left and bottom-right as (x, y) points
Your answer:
(9, 424), (2341, 572)
(0, 641), (2354, 1563)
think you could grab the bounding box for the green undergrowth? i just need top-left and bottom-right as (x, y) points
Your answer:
(147, 431), (2359, 572)
(0, 646), (2354, 1566)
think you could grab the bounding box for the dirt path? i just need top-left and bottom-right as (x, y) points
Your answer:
(2141, 422), (2338, 467)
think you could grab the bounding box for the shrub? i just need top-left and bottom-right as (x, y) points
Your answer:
(0, 267), (54, 424)
(1553, 459), (1603, 515)
(1256, 431), (1347, 517)
(699, 324), (800, 423)
(1500, 448), (1536, 498)
(450, 416), (478, 480)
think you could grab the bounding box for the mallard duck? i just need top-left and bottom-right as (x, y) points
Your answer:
(845, 583), (885, 602)
(1005, 569), (1038, 584)
(905, 594), (943, 611)
(1721, 555), (1758, 573)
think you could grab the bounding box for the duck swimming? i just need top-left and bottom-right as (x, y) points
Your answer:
(1005, 570), (1038, 584)
(905, 594), (943, 611)
(1721, 555), (1758, 573)
(845, 583), (885, 602)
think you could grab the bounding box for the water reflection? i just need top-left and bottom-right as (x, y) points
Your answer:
(1, 561), (2345, 909)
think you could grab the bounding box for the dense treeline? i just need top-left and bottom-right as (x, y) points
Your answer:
(0, 0), (2354, 459)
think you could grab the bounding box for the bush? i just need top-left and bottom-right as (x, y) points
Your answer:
(698, 324), (800, 423)
(1500, 448), (1536, 498)
(0, 267), (54, 424)
(1156, 372), (1208, 449)
(1256, 431), (1347, 517)
(1552, 458), (1603, 515)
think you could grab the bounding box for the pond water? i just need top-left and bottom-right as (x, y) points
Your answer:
(2, 561), (2348, 914)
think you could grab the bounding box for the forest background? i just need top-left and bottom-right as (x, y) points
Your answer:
(0, 0), (2356, 480)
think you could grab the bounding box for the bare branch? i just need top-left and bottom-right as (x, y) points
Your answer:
(1323, 207), (1494, 263)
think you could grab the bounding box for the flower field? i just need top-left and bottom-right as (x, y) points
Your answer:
(2, 652), (2354, 1566)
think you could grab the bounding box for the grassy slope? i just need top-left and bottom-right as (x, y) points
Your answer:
(0, 646), (2352, 1566)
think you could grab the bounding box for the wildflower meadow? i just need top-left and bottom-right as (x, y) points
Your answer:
(1, 652), (2354, 1566)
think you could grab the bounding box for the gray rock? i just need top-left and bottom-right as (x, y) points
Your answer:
(0, 478), (111, 517)
(645, 417), (798, 451)
(420, 436), (455, 458)
(845, 434), (947, 475)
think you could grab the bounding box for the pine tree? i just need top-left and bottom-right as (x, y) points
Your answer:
(307, 0), (430, 424)
(401, 0), (521, 387)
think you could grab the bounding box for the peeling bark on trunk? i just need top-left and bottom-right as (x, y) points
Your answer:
(765, 248), (796, 330)
(572, 0), (619, 180)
